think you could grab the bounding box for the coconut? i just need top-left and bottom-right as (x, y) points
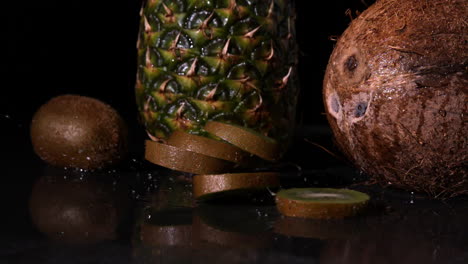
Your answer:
(323, 0), (467, 198)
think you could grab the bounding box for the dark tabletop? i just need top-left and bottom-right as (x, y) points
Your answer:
(1, 121), (467, 264)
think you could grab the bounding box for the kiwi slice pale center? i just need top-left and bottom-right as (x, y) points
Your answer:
(278, 188), (369, 204)
(298, 193), (348, 200)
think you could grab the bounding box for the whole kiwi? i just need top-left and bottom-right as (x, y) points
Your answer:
(31, 95), (127, 170)
(323, 0), (467, 197)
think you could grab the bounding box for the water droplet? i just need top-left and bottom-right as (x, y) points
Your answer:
(86, 156), (91, 160)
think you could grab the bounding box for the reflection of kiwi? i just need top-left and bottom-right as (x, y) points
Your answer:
(192, 204), (274, 248)
(145, 140), (233, 174)
(192, 214), (272, 249)
(319, 204), (468, 264)
(167, 130), (251, 164)
(134, 222), (193, 264)
(29, 168), (129, 244)
(148, 175), (194, 210)
(138, 207), (193, 246)
(133, 200), (194, 263)
(30, 95), (127, 170)
(204, 121), (280, 162)
(139, 223), (192, 247)
(195, 204), (276, 234)
(274, 216), (359, 240)
(275, 188), (370, 219)
(193, 172), (280, 201)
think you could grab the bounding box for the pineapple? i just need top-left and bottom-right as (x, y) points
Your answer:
(135, 0), (299, 151)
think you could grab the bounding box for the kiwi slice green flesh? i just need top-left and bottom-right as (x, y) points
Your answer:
(193, 172), (280, 200)
(145, 140), (233, 174)
(166, 130), (250, 164)
(204, 121), (280, 162)
(275, 188), (370, 219)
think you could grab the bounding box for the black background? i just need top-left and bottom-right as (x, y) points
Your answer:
(2, 3), (468, 263)
(0, 0), (375, 203)
(0, 0), (373, 237)
(1, 0), (373, 135)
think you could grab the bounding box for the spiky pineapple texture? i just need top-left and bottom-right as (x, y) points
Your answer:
(136, 0), (299, 147)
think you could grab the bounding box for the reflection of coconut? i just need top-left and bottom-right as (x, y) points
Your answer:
(320, 203), (468, 264)
(29, 167), (129, 244)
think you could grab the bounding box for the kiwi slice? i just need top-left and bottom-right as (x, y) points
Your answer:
(145, 140), (233, 174)
(166, 130), (250, 164)
(275, 188), (370, 219)
(204, 121), (280, 162)
(193, 172), (280, 200)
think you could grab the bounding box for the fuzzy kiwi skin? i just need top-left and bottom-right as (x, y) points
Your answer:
(30, 95), (128, 170)
(323, 0), (467, 197)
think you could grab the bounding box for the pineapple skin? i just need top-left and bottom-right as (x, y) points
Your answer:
(136, 0), (299, 149)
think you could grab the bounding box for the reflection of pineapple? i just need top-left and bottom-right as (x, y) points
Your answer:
(135, 0), (299, 147)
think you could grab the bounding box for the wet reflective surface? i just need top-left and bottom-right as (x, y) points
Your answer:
(1, 124), (467, 264)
